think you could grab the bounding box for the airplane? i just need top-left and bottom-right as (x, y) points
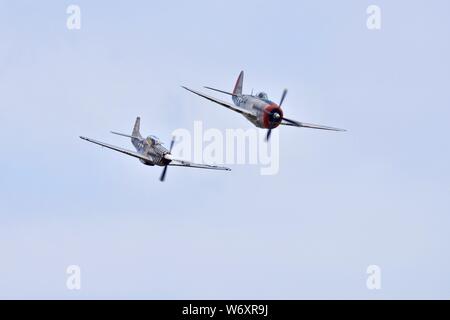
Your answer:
(182, 71), (346, 140)
(80, 117), (231, 182)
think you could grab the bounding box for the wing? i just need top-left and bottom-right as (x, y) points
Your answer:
(80, 136), (152, 162)
(281, 117), (346, 132)
(182, 86), (255, 118)
(165, 155), (230, 171)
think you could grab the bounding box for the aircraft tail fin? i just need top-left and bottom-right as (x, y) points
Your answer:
(132, 117), (143, 139)
(232, 71), (244, 105)
(232, 71), (244, 96)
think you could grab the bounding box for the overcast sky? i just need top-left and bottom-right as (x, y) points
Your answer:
(0, 0), (449, 299)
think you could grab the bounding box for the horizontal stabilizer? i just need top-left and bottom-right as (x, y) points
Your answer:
(204, 86), (239, 96)
(182, 86), (255, 118)
(110, 131), (143, 140)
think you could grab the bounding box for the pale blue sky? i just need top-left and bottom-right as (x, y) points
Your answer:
(0, 0), (449, 299)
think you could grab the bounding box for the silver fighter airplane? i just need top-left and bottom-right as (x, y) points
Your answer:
(80, 117), (231, 182)
(183, 71), (346, 140)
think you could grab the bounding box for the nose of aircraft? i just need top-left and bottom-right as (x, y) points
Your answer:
(263, 104), (284, 129)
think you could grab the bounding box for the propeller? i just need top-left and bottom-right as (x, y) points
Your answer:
(159, 136), (176, 182)
(279, 89), (288, 107)
(266, 89), (288, 141)
(266, 129), (272, 141)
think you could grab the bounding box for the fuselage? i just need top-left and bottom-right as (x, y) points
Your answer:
(232, 93), (283, 129)
(132, 136), (171, 167)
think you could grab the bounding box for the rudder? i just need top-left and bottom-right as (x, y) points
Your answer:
(132, 117), (143, 139)
(232, 71), (244, 105)
(232, 71), (244, 95)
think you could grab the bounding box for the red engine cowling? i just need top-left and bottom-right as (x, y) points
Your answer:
(260, 104), (283, 129)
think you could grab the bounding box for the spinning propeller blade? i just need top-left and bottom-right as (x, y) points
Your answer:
(279, 89), (287, 107)
(265, 89), (288, 141)
(160, 136), (176, 182)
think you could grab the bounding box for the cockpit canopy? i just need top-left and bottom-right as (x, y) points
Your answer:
(256, 92), (269, 100)
(146, 135), (163, 145)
